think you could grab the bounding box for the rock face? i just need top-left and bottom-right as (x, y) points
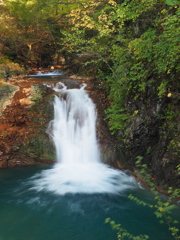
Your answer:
(0, 83), (19, 116)
(0, 77), (55, 167)
(108, 92), (180, 190)
(87, 79), (123, 167)
(88, 77), (180, 190)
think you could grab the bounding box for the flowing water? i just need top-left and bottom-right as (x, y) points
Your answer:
(0, 73), (179, 240)
(28, 70), (64, 77)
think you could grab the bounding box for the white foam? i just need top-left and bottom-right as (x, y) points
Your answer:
(30, 163), (137, 195)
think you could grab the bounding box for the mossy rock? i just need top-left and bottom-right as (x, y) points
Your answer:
(31, 83), (52, 103)
(20, 86), (56, 162)
(19, 133), (56, 162)
(0, 63), (25, 81)
(0, 83), (18, 116)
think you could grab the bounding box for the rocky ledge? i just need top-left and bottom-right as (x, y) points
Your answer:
(0, 76), (56, 167)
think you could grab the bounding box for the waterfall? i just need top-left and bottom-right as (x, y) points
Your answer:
(50, 83), (100, 164)
(30, 83), (138, 195)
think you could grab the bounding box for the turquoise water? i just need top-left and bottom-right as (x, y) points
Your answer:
(0, 164), (179, 240)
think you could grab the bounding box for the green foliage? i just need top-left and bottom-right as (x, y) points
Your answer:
(105, 106), (130, 133)
(0, 0), (87, 65)
(177, 165), (180, 174)
(59, 0), (180, 134)
(105, 218), (149, 240)
(135, 157), (180, 240)
(164, 0), (180, 5)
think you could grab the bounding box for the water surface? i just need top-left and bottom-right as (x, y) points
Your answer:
(0, 165), (179, 240)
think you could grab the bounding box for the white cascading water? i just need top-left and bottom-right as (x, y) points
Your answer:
(30, 82), (138, 195)
(52, 83), (100, 165)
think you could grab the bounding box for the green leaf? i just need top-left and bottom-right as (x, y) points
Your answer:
(155, 211), (163, 218)
(165, 0), (179, 5)
(163, 204), (178, 213)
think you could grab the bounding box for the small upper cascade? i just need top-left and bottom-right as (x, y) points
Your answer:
(28, 70), (63, 77)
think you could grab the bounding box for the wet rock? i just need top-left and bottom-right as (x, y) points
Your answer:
(0, 160), (8, 168)
(19, 133), (55, 162)
(112, 96), (180, 190)
(88, 77), (180, 191)
(31, 83), (52, 103)
(8, 154), (36, 167)
(0, 140), (11, 154)
(18, 85), (55, 162)
(0, 76), (56, 168)
(0, 84), (18, 116)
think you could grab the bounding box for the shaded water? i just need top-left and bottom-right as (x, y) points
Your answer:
(0, 73), (179, 239)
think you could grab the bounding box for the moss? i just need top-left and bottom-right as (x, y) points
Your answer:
(0, 63), (25, 81)
(19, 134), (55, 161)
(18, 86), (56, 162)
(0, 83), (18, 116)
(31, 83), (52, 103)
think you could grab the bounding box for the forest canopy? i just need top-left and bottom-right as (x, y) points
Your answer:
(0, 0), (180, 148)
